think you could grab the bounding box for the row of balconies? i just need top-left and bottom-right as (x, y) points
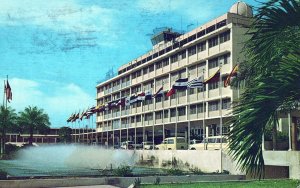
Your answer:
(97, 108), (230, 133)
(97, 40), (231, 99)
(98, 86), (232, 122)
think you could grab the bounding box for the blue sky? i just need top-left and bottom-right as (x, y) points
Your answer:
(0, 0), (263, 127)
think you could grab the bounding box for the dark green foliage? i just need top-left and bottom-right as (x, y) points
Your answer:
(189, 167), (204, 175)
(134, 177), (142, 187)
(18, 106), (51, 145)
(112, 165), (133, 177)
(166, 168), (184, 176)
(229, 0), (300, 178)
(58, 126), (72, 143)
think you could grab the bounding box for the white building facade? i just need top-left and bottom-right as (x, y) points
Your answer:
(95, 2), (253, 147)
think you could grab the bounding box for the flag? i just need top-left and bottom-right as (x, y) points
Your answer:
(204, 69), (220, 84)
(117, 97), (126, 107)
(125, 97), (130, 106)
(67, 113), (74, 123)
(130, 95), (138, 104)
(145, 90), (152, 100)
(173, 78), (188, 90)
(187, 76), (204, 88)
(110, 100), (118, 109)
(80, 110), (87, 120)
(166, 88), (175, 97)
(152, 86), (164, 98)
(224, 64), (239, 87)
(137, 92), (145, 102)
(4, 80), (12, 102)
(72, 112), (80, 122)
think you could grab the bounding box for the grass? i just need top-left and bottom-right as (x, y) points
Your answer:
(141, 179), (300, 188)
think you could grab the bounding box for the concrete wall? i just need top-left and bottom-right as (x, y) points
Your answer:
(135, 150), (244, 175)
(263, 151), (300, 179)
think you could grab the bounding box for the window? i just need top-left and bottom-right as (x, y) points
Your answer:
(179, 50), (186, 60)
(145, 99), (153, 105)
(136, 115), (141, 122)
(208, 81), (219, 90)
(222, 98), (231, 109)
(206, 25), (216, 34)
(143, 68), (148, 74)
(188, 46), (196, 56)
(170, 108), (176, 117)
(132, 72), (136, 79)
(164, 110), (169, 118)
(217, 19), (227, 29)
(219, 53), (230, 65)
(170, 93), (176, 99)
(171, 54), (178, 63)
(145, 113), (153, 121)
(136, 70), (141, 77)
(208, 36), (218, 48)
(208, 101), (219, 111)
(156, 96), (162, 103)
(190, 105), (196, 114)
(155, 111), (162, 119)
(131, 116), (135, 123)
(178, 107), (186, 116)
(162, 58), (169, 67)
(189, 88), (195, 95)
(197, 42), (206, 52)
(149, 65), (154, 72)
(208, 58), (219, 69)
(178, 90), (186, 97)
(188, 34), (196, 42)
(156, 61), (162, 69)
(197, 30), (205, 38)
(219, 30), (230, 43)
(197, 103), (206, 113)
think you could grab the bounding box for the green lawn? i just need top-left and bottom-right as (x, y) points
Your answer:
(141, 180), (300, 188)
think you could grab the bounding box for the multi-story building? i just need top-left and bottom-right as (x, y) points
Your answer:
(95, 2), (253, 147)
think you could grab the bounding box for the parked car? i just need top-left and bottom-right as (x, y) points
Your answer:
(188, 136), (228, 150)
(155, 137), (187, 150)
(142, 141), (154, 150)
(120, 141), (142, 149)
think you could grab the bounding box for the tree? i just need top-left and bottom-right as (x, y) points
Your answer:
(228, 0), (300, 178)
(18, 106), (51, 145)
(58, 126), (72, 143)
(0, 106), (17, 155)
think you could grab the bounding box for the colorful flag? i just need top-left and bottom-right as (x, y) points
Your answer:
(137, 92), (145, 102)
(204, 69), (220, 84)
(145, 90), (152, 100)
(187, 76), (204, 88)
(173, 78), (188, 90)
(166, 88), (175, 97)
(4, 80), (12, 103)
(130, 95), (138, 104)
(224, 64), (239, 87)
(117, 97), (126, 107)
(152, 86), (164, 98)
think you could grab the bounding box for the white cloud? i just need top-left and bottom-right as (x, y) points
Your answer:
(1, 78), (94, 127)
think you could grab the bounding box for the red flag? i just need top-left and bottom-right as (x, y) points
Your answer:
(5, 80), (12, 102)
(166, 88), (175, 97)
(204, 69), (220, 84)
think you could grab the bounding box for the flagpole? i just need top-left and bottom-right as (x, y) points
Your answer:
(187, 73), (191, 147)
(3, 80), (5, 107)
(219, 62), (223, 173)
(5, 75), (8, 109)
(202, 68), (206, 149)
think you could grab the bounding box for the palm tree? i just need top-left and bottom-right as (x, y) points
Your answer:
(18, 106), (51, 145)
(58, 126), (72, 144)
(0, 106), (17, 155)
(228, 0), (300, 178)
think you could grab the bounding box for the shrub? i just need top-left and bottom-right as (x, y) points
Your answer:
(154, 176), (161, 185)
(112, 165), (133, 177)
(189, 167), (204, 175)
(166, 168), (184, 176)
(134, 177), (141, 187)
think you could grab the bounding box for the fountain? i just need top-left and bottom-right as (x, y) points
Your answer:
(0, 144), (140, 177)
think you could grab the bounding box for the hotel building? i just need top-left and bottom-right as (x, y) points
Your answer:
(95, 2), (253, 147)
